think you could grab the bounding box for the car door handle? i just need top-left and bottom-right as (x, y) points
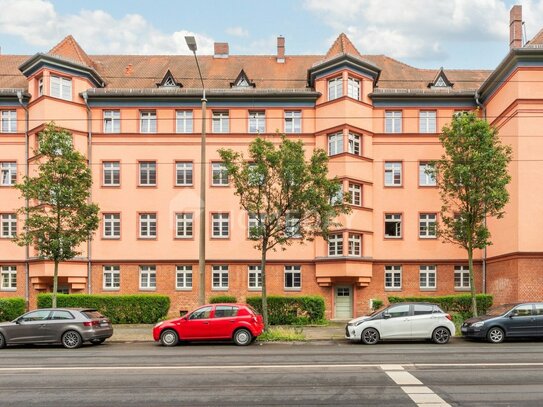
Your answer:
(39, 324), (47, 328)
(229, 320), (236, 323)
(202, 322), (209, 325)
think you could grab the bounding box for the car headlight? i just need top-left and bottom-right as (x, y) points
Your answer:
(472, 321), (484, 328)
(355, 320), (367, 327)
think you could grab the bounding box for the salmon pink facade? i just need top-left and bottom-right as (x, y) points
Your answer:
(1, 5), (542, 318)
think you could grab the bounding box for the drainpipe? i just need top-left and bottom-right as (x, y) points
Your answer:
(82, 92), (92, 294)
(17, 91), (30, 309)
(475, 91), (487, 294)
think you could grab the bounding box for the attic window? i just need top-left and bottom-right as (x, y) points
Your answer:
(434, 77), (448, 87)
(231, 70), (255, 88)
(429, 68), (453, 89)
(157, 70), (182, 88)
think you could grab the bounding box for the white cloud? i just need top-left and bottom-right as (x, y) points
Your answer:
(0, 0), (215, 54)
(226, 26), (249, 37)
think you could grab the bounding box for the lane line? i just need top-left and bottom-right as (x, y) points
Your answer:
(385, 371), (423, 386)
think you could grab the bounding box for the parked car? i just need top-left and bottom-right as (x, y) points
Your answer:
(0, 308), (113, 349)
(153, 303), (264, 346)
(345, 302), (455, 345)
(461, 302), (543, 343)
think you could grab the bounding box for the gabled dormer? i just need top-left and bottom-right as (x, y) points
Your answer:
(428, 67), (453, 89)
(230, 69), (255, 88)
(156, 69), (182, 88)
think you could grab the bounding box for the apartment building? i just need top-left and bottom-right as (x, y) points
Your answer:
(1, 6), (542, 318)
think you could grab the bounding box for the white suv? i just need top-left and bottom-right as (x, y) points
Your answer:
(345, 302), (455, 345)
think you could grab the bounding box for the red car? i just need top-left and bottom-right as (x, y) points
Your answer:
(153, 303), (264, 346)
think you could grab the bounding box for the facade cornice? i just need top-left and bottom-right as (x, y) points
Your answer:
(369, 90), (477, 107)
(307, 53), (381, 86)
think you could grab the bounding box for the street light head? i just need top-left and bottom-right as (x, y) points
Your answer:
(185, 36), (197, 52)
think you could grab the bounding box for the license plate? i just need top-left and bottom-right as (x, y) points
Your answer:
(461, 327), (467, 332)
(100, 322), (109, 327)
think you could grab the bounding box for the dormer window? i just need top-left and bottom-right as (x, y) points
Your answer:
(157, 70), (181, 88)
(428, 68), (453, 89)
(434, 77), (447, 87)
(50, 75), (72, 101)
(231, 70), (255, 88)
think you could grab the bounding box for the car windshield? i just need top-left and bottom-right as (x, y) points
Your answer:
(369, 305), (387, 317)
(485, 304), (516, 316)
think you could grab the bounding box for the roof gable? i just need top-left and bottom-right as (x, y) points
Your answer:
(156, 69), (182, 88)
(428, 67), (453, 88)
(325, 33), (363, 60)
(48, 35), (95, 68)
(230, 69), (255, 88)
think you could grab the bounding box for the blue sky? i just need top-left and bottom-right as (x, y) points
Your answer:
(1, 0), (542, 69)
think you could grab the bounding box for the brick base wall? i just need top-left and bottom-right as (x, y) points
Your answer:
(487, 257), (543, 305)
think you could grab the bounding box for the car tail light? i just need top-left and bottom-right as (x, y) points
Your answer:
(83, 320), (100, 327)
(445, 314), (452, 321)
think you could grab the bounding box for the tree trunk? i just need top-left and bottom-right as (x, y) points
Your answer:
(468, 245), (478, 317)
(260, 240), (269, 331)
(52, 259), (59, 308)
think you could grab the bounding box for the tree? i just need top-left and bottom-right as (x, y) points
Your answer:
(219, 136), (350, 329)
(14, 123), (100, 307)
(433, 112), (512, 317)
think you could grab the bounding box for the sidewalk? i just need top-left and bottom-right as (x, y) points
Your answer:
(110, 322), (347, 343)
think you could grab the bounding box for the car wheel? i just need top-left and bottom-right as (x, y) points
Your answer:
(432, 327), (451, 344)
(361, 328), (379, 345)
(62, 330), (83, 349)
(487, 327), (505, 343)
(90, 339), (105, 345)
(233, 328), (252, 346)
(160, 329), (179, 347)
(0, 333), (5, 349)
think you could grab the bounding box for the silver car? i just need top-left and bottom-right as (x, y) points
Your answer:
(0, 308), (113, 349)
(345, 302), (456, 345)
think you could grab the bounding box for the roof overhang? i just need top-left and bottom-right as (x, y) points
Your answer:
(0, 88), (31, 105)
(370, 89), (477, 107)
(307, 53), (381, 86)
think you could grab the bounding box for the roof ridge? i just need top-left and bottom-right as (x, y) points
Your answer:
(324, 33), (363, 60)
(48, 35), (95, 68)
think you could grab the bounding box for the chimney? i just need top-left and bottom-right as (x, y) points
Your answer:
(277, 36), (285, 63)
(509, 5), (523, 49)
(214, 42), (229, 59)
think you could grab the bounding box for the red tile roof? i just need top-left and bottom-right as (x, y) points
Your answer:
(48, 35), (95, 68)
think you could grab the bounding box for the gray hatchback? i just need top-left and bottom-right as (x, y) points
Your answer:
(0, 308), (113, 349)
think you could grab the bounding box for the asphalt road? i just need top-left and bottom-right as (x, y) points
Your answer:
(1, 339), (543, 406)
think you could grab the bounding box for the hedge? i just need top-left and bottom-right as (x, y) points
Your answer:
(247, 295), (325, 325)
(209, 295), (237, 304)
(37, 294), (170, 324)
(0, 297), (26, 322)
(388, 294), (493, 319)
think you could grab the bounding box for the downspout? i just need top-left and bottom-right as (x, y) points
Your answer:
(17, 91), (30, 309)
(475, 90), (487, 294)
(82, 92), (92, 294)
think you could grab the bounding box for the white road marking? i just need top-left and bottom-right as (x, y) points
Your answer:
(380, 364), (404, 370)
(385, 371), (423, 385)
(401, 386), (433, 394)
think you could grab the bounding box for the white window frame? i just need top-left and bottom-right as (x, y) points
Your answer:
(176, 213), (193, 238)
(385, 111), (402, 133)
(385, 265), (402, 289)
(139, 161), (157, 186)
(176, 265), (193, 290)
(0, 162), (17, 186)
(1, 213), (16, 238)
(384, 162), (402, 186)
(284, 265), (301, 290)
(176, 110), (193, 133)
(1, 110), (17, 133)
(140, 110), (157, 133)
(103, 110), (120, 133)
(419, 162), (437, 186)
(419, 213), (437, 238)
(38, 77), (44, 96)
(284, 111), (301, 133)
(348, 133), (361, 155)
(248, 111), (266, 133)
(328, 233), (343, 257)
(0, 266), (16, 291)
(384, 213), (402, 239)
(212, 111), (229, 133)
(328, 77), (343, 101)
(50, 75), (72, 101)
(328, 133), (343, 156)
(103, 265), (120, 290)
(349, 183), (361, 206)
(212, 213), (229, 238)
(348, 233), (362, 257)
(419, 111), (436, 133)
(347, 77), (360, 100)
(212, 163), (229, 186)
(248, 213), (265, 239)
(285, 213), (301, 238)
(212, 265), (229, 290)
(176, 162), (193, 186)
(454, 266), (470, 289)
(103, 161), (120, 186)
(103, 213), (121, 239)
(139, 213), (157, 239)
(419, 265), (436, 289)
(248, 265), (262, 290)
(139, 265), (156, 290)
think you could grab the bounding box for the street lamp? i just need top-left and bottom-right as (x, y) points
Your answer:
(185, 36), (207, 306)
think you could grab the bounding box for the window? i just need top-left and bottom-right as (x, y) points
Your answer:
(384, 162), (402, 186)
(348, 233), (362, 256)
(50, 310), (75, 320)
(248, 111), (265, 133)
(0, 266), (16, 290)
(103, 110), (120, 133)
(348, 133), (361, 155)
(212, 163), (229, 186)
(454, 266), (470, 289)
(1, 110), (16, 133)
(212, 213), (229, 238)
(103, 161), (120, 186)
(419, 213), (437, 238)
(139, 213), (157, 238)
(413, 304), (436, 315)
(285, 213), (301, 238)
(176, 265), (193, 289)
(139, 265), (156, 289)
(385, 265), (402, 289)
(284, 265), (301, 289)
(349, 183), (361, 206)
(328, 133), (343, 156)
(103, 265), (120, 289)
(385, 111), (402, 133)
(176, 213), (193, 238)
(50, 75), (72, 100)
(103, 213), (121, 239)
(189, 306), (212, 319)
(0, 162), (17, 186)
(248, 213), (265, 238)
(285, 111), (301, 133)
(248, 265), (262, 289)
(328, 233), (343, 256)
(247, 163), (264, 186)
(1, 214), (16, 238)
(419, 265), (436, 289)
(330, 185), (343, 205)
(38, 77), (44, 96)
(139, 161), (156, 186)
(212, 111), (229, 133)
(212, 265), (229, 289)
(384, 214), (402, 238)
(140, 111), (157, 133)
(176, 162), (193, 186)
(214, 305), (238, 318)
(419, 162), (436, 186)
(176, 110), (193, 133)
(328, 77), (343, 100)
(347, 77), (360, 100)
(512, 304), (533, 317)
(419, 111), (436, 133)
(387, 304), (410, 317)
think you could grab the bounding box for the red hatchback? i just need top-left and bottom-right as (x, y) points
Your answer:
(153, 303), (264, 346)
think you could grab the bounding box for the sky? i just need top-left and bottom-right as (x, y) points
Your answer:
(1, 0), (543, 69)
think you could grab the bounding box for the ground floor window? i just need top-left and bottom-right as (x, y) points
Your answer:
(385, 265), (402, 289)
(419, 265), (436, 289)
(139, 265), (156, 289)
(284, 265), (301, 290)
(248, 265), (262, 290)
(212, 265), (229, 290)
(454, 265), (470, 289)
(1, 266), (16, 290)
(176, 265), (193, 290)
(103, 265), (120, 289)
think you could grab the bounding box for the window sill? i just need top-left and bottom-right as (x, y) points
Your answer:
(248, 288), (262, 292)
(0, 288), (16, 292)
(284, 288), (301, 292)
(176, 288), (193, 291)
(420, 288), (437, 291)
(103, 288), (120, 291)
(139, 288), (156, 291)
(455, 288), (471, 292)
(385, 288), (402, 292)
(212, 287), (229, 291)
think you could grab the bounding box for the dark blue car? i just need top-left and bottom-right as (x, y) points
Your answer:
(462, 303), (543, 343)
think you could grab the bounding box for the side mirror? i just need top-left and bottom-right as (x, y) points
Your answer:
(383, 312), (391, 319)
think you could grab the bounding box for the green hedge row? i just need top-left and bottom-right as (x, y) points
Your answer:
(209, 295), (237, 304)
(0, 297), (26, 322)
(247, 295), (325, 325)
(388, 294), (493, 319)
(37, 294), (170, 324)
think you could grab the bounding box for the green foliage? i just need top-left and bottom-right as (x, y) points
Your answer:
(37, 293), (170, 324)
(388, 294), (493, 319)
(0, 297), (26, 322)
(247, 295), (325, 325)
(209, 295), (237, 304)
(371, 299), (384, 311)
(258, 326), (305, 342)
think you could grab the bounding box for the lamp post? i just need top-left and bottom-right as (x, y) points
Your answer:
(185, 36), (207, 306)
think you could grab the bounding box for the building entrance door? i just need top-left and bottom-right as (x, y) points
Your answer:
(334, 286), (353, 319)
